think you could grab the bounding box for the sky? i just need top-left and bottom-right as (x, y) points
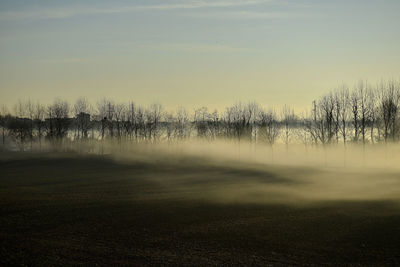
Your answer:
(1, 0), (400, 112)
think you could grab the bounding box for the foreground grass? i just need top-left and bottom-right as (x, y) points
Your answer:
(1, 152), (400, 266)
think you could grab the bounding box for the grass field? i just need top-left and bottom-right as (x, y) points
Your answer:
(1, 151), (400, 266)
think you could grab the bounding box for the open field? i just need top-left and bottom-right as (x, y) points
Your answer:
(1, 151), (400, 266)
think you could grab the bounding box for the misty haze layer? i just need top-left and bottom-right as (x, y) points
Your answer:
(3, 139), (400, 205)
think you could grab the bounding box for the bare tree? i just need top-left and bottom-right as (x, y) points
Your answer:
(356, 81), (370, 144)
(8, 117), (30, 151)
(366, 86), (377, 143)
(114, 103), (125, 141)
(208, 109), (220, 139)
(74, 98), (92, 139)
(281, 104), (295, 149)
(297, 112), (312, 147)
(165, 111), (175, 142)
(379, 80), (400, 142)
(223, 102), (256, 141)
(176, 106), (189, 139)
(146, 103), (163, 141)
(307, 95), (335, 146)
(246, 101), (261, 142)
(321, 94), (336, 144)
(194, 106), (209, 138)
(335, 85), (350, 145)
(46, 99), (70, 141)
(33, 102), (45, 148)
(96, 99), (108, 140)
(259, 109), (280, 162)
(351, 90), (360, 143)
(106, 100), (115, 138)
(4, 78), (400, 153)
(259, 109), (280, 146)
(11, 100), (31, 150)
(0, 105), (10, 148)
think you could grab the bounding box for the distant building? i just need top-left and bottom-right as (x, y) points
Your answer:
(76, 112), (90, 123)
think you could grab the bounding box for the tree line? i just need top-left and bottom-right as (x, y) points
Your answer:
(1, 79), (400, 151)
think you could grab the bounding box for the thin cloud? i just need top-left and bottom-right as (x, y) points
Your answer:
(140, 0), (274, 10)
(0, 0), (274, 21)
(39, 58), (90, 64)
(142, 42), (248, 53)
(188, 11), (300, 19)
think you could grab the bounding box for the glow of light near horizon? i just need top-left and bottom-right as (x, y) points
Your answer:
(0, 0), (400, 112)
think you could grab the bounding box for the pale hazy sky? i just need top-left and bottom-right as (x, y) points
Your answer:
(1, 0), (399, 111)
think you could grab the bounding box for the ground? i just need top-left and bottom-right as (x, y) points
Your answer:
(1, 152), (400, 266)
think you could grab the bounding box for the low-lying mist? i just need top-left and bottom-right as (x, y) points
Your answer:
(3, 139), (400, 206)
